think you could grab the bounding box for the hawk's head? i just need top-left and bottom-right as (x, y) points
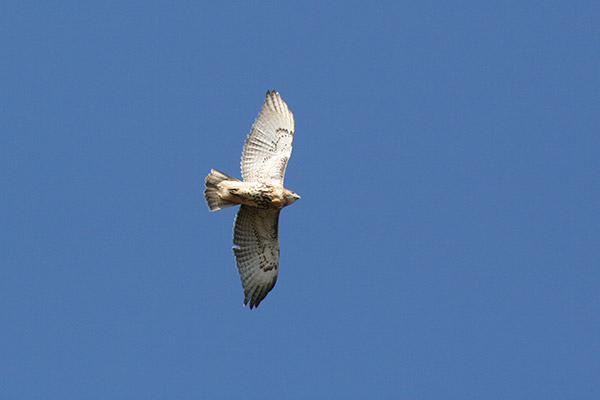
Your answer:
(283, 189), (300, 207)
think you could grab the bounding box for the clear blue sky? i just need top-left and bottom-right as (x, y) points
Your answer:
(2, 1), (599, 398)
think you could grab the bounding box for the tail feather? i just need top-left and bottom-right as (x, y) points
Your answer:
(204, 169), (240, 211)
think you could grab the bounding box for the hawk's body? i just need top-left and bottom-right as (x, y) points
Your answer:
(204, 91), (299, 309)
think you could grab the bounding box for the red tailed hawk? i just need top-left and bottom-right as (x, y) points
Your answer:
(204, 90), (300, 308)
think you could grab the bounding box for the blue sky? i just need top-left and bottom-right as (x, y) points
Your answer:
(2, 1), (599, 398)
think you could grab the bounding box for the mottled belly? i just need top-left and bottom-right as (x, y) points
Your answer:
(226, 183), (283, 209)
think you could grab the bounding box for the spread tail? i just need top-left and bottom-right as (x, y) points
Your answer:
(204, 169), (240, 211)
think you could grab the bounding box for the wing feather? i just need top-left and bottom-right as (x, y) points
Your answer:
(241, 90), (295, 185)
(232, 205), (280, 308)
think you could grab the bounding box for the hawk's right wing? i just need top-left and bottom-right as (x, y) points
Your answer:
(232, 205), (280, 308)
(240, 90), (295, 186)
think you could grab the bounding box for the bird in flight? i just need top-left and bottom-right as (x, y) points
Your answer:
(204, 90), (300, 309)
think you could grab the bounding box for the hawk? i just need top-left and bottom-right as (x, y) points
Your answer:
(204, 90), (300, 309)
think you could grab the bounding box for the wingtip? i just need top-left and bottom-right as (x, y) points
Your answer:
(243, 289), (264, 309)
(243, 299), (259, 310)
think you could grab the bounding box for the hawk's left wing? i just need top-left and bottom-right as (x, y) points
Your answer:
(232, 205), (280, 308)
(240, 90), (295, 185)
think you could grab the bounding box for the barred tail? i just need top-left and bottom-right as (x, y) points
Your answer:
(204, 169), (240, 211)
